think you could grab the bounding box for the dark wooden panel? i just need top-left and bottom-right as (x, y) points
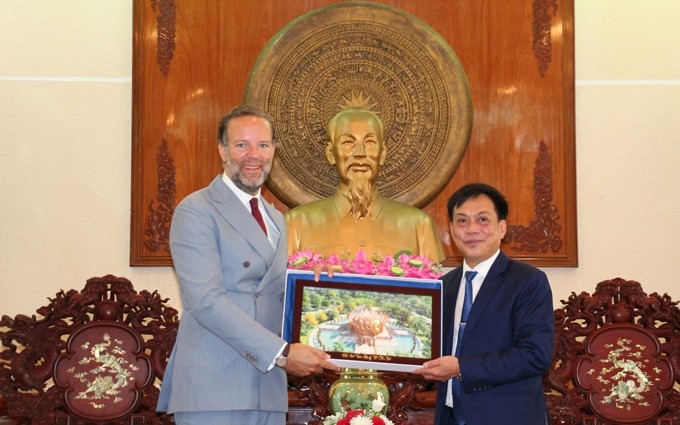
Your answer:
(131, 0), (576, 267)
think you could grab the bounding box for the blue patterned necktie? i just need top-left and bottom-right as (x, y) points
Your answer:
(455, 270), (477, 355)
(451, 270), (477, 424)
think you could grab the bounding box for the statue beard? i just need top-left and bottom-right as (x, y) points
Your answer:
(346, 174), (374, 220)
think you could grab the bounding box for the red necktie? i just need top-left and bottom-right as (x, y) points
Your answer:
(249, 198), (268, 235)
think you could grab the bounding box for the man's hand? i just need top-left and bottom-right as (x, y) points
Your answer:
(284, 343), (341, 377)
(313, 263), (337, 281)
(411, 355), (460, 382)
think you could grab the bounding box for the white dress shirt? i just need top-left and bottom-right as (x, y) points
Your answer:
(446, 249), (500, 407)
(221, 173), (280, 247)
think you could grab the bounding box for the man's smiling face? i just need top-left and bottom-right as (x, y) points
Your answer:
(450, 194), (507, 268)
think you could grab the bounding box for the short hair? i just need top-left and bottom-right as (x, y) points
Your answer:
(216, 105), (275, 145)
(447, 183), (509, 222)
(326, 108), (385, 143)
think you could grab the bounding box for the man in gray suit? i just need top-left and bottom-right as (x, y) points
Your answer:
(157, 105), (340, 425)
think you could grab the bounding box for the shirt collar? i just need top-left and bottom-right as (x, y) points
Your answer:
(221, 172), (261, 207)
(463, 249), (501, 279)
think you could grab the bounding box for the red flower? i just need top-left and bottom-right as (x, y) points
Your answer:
(336, 409), (364, 425)
(372, 417), (386, 425)
(345, 410), (366, 420)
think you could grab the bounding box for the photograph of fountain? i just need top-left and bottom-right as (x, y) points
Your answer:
(303, 288), (431, 358)
(282, 271), (442, 371)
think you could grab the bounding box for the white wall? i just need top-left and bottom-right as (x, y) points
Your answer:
(1, 1), (679, 317)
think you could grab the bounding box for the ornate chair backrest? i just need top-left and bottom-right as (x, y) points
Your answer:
(544, 278), (680, 425)
(0, 275), (178, 424)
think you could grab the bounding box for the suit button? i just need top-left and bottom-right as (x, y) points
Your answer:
(255, 292), (261, 298)
(243, 261), (250, 268)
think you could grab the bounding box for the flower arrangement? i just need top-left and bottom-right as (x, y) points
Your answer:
(288, 249), (443, 279)
(322, 396), (394, 425)
(322, 409), (395, 425)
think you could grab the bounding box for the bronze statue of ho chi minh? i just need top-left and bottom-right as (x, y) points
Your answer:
(285, 107), (445, 262)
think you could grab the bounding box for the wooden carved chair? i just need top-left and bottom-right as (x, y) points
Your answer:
(544, 278), (680, 425)
(0, 275), (179, 424)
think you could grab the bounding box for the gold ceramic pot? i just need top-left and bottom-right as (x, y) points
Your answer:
(328, 368), (389, 414)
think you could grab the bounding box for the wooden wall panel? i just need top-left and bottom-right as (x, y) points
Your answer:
(131, 0), (576, 267)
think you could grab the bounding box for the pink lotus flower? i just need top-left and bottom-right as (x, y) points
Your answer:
(287, 250), (442, 279)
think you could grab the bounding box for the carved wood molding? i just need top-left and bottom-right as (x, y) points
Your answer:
(144, 139), (175, 254)
(150, 0), (176, 77)
(532, 0), (559, 77)
(504, 140), (563, 253)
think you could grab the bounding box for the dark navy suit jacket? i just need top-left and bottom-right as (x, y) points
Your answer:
(434, 251), (554, 425)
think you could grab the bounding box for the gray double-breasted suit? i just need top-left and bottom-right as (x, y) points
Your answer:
(157, 175), (289, 415)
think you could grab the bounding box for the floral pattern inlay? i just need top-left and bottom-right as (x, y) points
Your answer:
(67, 333), (140, 408)
(588, 338), (660, 410)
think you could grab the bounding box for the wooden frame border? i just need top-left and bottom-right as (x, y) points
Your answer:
(130, 0), (576, 268)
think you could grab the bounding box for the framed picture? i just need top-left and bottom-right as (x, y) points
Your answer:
(282, 270), (442, 372)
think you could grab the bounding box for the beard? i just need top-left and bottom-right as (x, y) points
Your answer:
(224, 157), (272, 195)
(345, 174), (374, 220)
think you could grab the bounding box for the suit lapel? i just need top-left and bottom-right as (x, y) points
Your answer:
(257, 197), (288, 290)
(464, 252), (510, 338)
(261, 198), (284, 236)
(206, 176), (275, 260)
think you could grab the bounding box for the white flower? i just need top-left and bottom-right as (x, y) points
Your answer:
(322, 412), (344, 425)
(372, 393), (386, 413)
(349, 417), (373, 425)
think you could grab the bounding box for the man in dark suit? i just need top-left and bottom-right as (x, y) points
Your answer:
(157, 105), (339, 425)
(413, 183), (554, 425)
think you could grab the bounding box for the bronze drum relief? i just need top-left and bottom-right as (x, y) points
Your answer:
(245, 2), (472, 208)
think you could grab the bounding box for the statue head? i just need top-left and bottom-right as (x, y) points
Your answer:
(325, 108), (388, 218)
